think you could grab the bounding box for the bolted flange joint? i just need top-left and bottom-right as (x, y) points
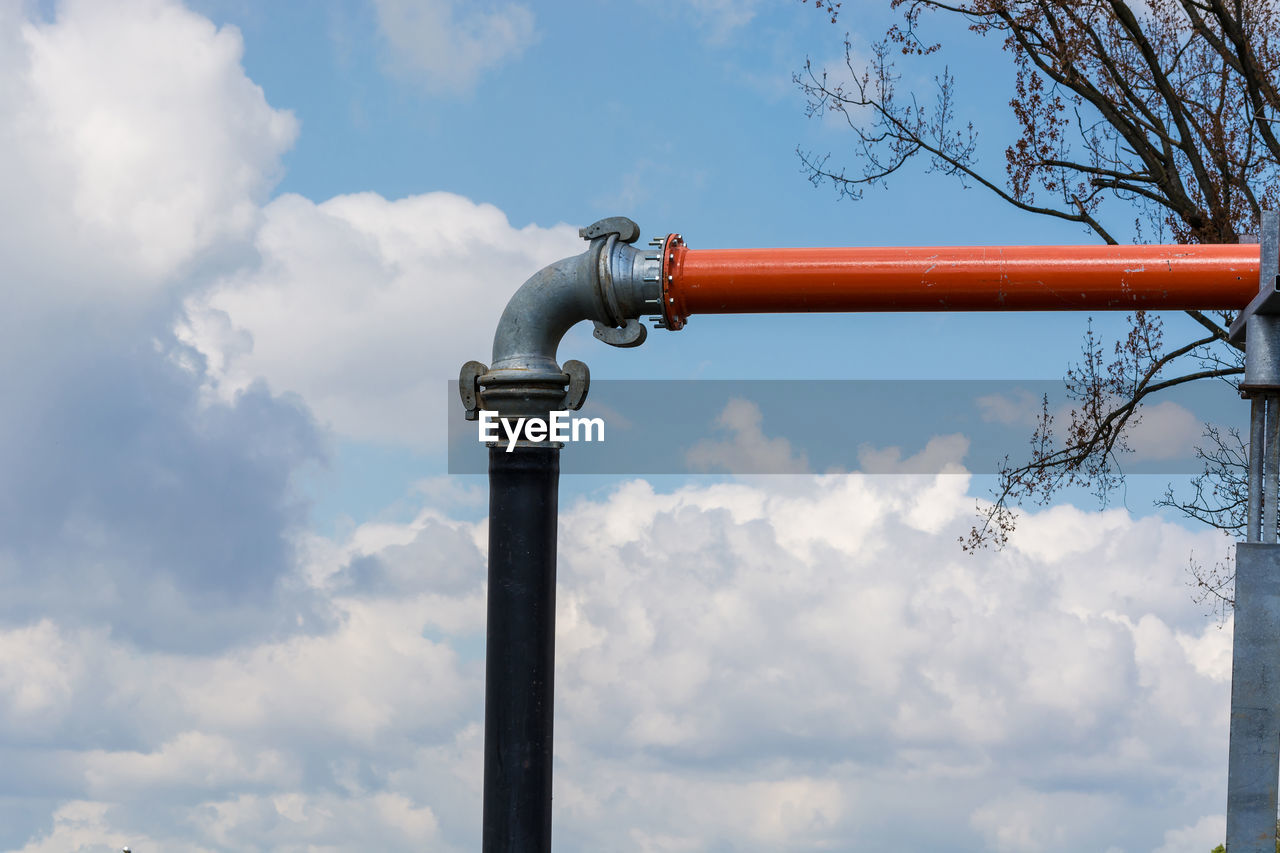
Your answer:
(459, 360), (588, 420)
(459, 358), (588, 448)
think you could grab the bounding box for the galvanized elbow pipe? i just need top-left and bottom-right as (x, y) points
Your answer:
(462, 216), (663, 422)
(490, 228), (660, 371)
(489, 250), (601, 373)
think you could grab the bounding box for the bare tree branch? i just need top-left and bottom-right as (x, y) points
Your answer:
(797, 1), (1280, 586)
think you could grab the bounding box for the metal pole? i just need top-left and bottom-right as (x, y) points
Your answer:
(1228, 211), (1280, 852)
(484, 445), (560, 853)
(1226, 543), (1280, 852)
(463, 217), (654, 851)
(1249, 397), (1264, 543)
(1266, 396), (1279, 546)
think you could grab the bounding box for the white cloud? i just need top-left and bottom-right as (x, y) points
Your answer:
(0, 500), (489, 850)
(555, 471), (1233, 845)
(371, 0), (536, 95)
(12, 801), (149, 853)
(1, 469), (1241, 851)
(1153, 813), (1226, 853)
(0, 620), (81, 728)
(1126, 399), (1207, 461)
(977, 389), (1214, 465)
(686, 0), (760, 39)
(857, 432), (970, 473)
(644, 0), (763, 43)
(177, 190), (581, 448)
(969, 789), (1116, 853)
(188, 790), (443, 851)
(547, 474), (1232, 850)
(685, 398), (810, 473)
(0, 0), (326, 659)
(81, 731), (296, 795)
(4, 0), (295, 288)
(977, 388), (1045, 427)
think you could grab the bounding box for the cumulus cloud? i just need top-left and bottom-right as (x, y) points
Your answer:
(1126, 399), (1208, 461)
(0, 0), (328, 657)
(1153, 814), (1227, 853)
(0, 502), (489, 850)
(177, 190), (581, 449)
(371, 0), (536, 95)
(2, 471), (1239, 851)
(977, 388), (1046, 427)
(3, 0), (295, 288)
(548, 475), (1234, 850)
(643, 0), (764, 43)
(857, 432), (970, 474)
(976, 387), (1220, 469)
(685, 398), (811, 473)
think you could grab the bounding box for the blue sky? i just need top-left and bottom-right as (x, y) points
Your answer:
(0, 0), (1245, 850)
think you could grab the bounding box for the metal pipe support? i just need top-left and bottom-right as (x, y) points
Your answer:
(462, 216), (663, 853)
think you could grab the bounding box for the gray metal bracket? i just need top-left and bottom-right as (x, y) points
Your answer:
(1228, 213), (1277, 352)
(459, 360), (488, 421)
(579, 216), (640, 244)
(563, 360), (589, 410)
(1237, 213), (1280, 542)
(593, 318), (647, 348)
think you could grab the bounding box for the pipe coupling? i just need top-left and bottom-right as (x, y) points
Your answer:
(486, 215), (665, 374)
(460, 216), (669, 433)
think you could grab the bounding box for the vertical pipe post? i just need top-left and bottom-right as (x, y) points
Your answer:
(1266, 396), (1279, 545)
(484, 445), (559, 853)
(466, 218), (636, 850)
(1226, 543), (1280, 852)
(1229, 211), (1280, 852)
(1249, 397), (1264, 543)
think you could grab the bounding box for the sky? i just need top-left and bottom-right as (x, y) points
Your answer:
(0, 0), (1249, 850)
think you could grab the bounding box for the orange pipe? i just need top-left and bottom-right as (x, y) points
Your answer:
(660, 241), (1260, 329)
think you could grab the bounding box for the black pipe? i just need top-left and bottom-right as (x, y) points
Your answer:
(483, 445), (559, 852)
